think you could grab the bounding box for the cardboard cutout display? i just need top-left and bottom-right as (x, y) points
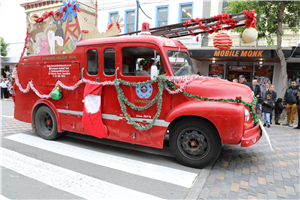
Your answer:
(26, 0), (122, 56)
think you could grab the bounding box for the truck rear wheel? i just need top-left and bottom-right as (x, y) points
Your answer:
(169, 118), (222, 168)
(35, 106), (58, 140)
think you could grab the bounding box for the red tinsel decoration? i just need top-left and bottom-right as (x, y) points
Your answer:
(58, 7), (67, 19)
(243, 9), (256, 28)
(73, 4), (81, 13)
(82, 30), (89, 33)
(34, 11), (54, 22)
(106, 23), (114, 31)
(21, 31), (29, 59)
(15, 30), (29, 70)
(183, 10), (256, 35)
(116, 22), (122, 33)
(107, 22), (122, 32)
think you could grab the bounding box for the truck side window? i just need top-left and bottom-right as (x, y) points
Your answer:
(87, 50), (98, 76)
(103, 48), (115, 76)
(122, 47), (166, 76)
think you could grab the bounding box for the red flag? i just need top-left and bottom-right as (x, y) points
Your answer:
(82, 83), (107, 138)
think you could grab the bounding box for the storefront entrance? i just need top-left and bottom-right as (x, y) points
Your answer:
(227, 65), (253, 82)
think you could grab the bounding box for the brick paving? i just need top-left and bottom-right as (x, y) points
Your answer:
(0, 117), (31, 135)
(198, 121), (300, 200)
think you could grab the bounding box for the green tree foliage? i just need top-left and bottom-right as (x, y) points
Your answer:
(1, 37), (9, 57)
(225, 1), (300, 94)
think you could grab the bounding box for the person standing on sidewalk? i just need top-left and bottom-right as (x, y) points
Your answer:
(275, 98), (285, 125)
(250, 79), (261, 114)
(265, 85), (277, 124)
(1, 78), (9, 100)
(262, 94), (273, 128)
(283, 81), (299, 127)
(238, 75), (251, 87)
(261, 83), (270, 100)
(294, 90), (300, 129)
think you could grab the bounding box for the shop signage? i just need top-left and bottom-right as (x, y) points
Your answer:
(214, 50), (264, 57)
(229, 66), (253, 70)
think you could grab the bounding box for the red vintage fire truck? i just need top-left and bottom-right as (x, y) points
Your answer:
(14, 20), (262, 168)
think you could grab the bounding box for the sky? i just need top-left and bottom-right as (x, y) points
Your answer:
(0, 0), (27, 43)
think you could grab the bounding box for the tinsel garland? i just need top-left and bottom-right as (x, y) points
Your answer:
(165, 81), (258, 124)
(107, 22), (122, 33)
(114, 77), (165, 130)
(183, 9), (256, 35)
(34, 11), (54, 23)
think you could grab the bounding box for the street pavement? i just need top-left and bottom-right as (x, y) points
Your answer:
(1, 99), (300, 199)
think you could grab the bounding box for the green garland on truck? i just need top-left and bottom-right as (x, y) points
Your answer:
(114, 77), (165, 130)
(165, 80), (258, 124)
(113, 77), (258, 131)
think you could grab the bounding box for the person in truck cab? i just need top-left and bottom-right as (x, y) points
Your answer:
(139, 60), (154, 76)
(238, 75), (250, 87)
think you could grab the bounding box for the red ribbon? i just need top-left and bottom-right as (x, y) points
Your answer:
(34, 11), (54, 22)
(82, 30), (89, 33)
(243, 9), (257, 28)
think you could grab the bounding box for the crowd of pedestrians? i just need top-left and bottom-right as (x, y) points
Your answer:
(237, 77), (300, 129)
(1, 71), (14, 101)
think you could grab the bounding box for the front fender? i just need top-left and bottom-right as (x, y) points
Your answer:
(165, 100), (245, 144)
(31, 99), (62, 133)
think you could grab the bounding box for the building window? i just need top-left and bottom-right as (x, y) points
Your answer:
(103, 48), (116, 76)
(109, 11), (119, 23)
(156, 5), (169, 27)
(125, 9), (135, 33)
(179, 3), (193, 23)
(254, 65), (274, 84)
(87, 50), (98, 76)
(222, 0), (229, 13)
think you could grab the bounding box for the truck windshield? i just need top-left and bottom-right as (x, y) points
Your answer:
(167, 50), (194, 76)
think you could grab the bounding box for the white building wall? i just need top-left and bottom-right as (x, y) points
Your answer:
(98, 0), (204, 34)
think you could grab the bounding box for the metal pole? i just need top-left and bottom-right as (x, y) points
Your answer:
(136, 0), (139, 35)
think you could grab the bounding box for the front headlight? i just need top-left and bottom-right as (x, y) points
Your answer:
(245, 109), (250, 122)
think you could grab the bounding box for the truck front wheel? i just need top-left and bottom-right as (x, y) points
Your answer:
(35, 106), (58, 140)
(169, 118), (222, 168)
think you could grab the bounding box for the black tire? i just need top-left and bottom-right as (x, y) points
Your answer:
(35, 106), (58, 140)
(169, 118), (222, 168)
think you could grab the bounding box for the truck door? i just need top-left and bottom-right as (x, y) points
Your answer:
(116, 44), (171, 146)
(82, 46), (120, 140)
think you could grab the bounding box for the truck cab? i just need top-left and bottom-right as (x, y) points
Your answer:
(14, 34), (261, 168)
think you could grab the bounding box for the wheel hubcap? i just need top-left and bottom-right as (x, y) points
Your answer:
(178, 129), (210, 159)
(39, 112), (53, 134)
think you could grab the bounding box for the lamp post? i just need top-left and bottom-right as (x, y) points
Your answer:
(136, 0), (152, 35)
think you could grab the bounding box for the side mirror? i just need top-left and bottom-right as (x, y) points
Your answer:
(150, 65), (158, 80)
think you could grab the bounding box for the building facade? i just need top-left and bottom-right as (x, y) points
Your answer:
(3, 0), (298, 97)
(97, 0), (299, 98)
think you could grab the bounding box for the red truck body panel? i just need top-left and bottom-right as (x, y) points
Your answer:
(14, 35), (261, 149)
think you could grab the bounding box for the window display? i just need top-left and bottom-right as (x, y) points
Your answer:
(209, 64), (224, 78)
(254, 65), (274, 83)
